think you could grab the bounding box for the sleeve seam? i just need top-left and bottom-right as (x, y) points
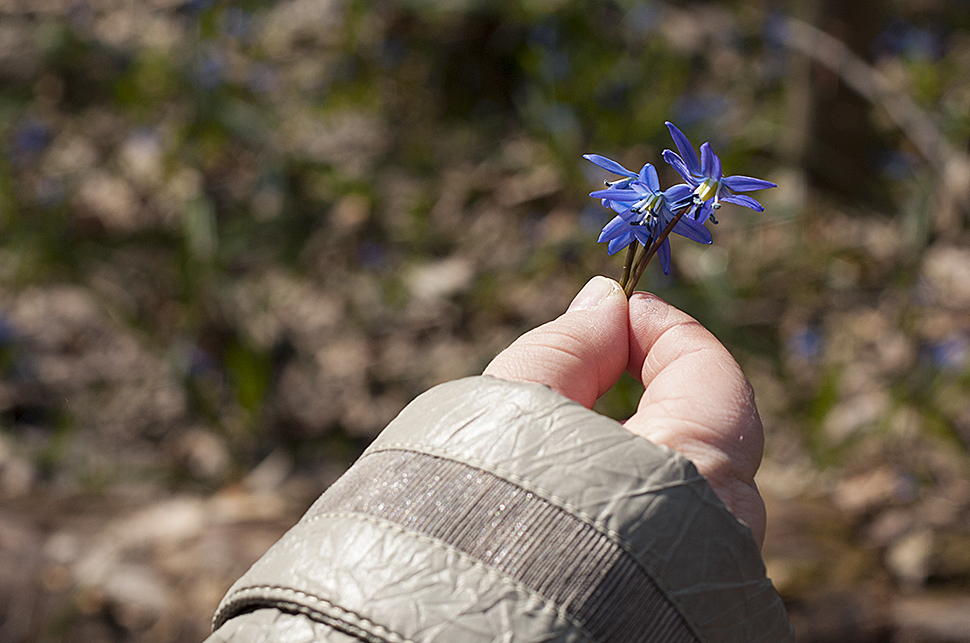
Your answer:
(213, 585), (413, 643)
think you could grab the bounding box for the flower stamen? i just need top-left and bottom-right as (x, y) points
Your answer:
(694, 177), (719, 203)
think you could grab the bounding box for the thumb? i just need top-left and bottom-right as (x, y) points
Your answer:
(623, 292), (767, 547)
(483, 276), (629, 408)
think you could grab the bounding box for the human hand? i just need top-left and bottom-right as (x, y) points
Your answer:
(483, 276), (767, 547)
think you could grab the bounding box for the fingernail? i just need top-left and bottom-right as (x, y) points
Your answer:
(567, 276), (617, 312)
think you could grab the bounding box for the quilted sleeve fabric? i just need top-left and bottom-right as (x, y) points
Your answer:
(208, 376), (794, 643)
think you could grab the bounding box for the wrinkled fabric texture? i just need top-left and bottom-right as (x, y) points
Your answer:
(208, 376), (794, 643)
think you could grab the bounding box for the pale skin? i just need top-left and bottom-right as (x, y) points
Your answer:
(483, 275), (767, 548)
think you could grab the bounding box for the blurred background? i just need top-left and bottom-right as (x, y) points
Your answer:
(1, 0), (969, 641)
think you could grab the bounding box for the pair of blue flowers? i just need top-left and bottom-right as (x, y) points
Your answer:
(586, 122), (775, 290)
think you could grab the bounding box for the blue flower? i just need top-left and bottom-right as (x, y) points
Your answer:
(586, 160), (711, 274)
(661, 121), (776, 222)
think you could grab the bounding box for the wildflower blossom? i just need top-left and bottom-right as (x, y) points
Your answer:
(661, 121), (776, 223)
(587, 161), (710, 274)
(583, 122), (776, 291)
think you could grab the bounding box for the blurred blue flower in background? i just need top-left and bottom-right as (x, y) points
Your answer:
(878, 149), (920, 181)
(787, 326), (825, 363)
(10, 117), (49, 165)
(181, 0), (215, 15)
(927, 333), (970, 372)
(194, 45), (227, 89)
(872, 18), (947, 62)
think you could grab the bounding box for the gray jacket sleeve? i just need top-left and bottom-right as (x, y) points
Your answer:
(206, 376), (794, 643)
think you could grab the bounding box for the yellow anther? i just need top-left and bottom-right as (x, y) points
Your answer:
(694, 178), (718, 203)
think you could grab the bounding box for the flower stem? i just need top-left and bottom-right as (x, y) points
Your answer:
(623, 236), (651, 298)
(619, 241), (638, 292)
(623, 209), (687, 297)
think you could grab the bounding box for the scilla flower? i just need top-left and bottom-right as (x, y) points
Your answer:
(583, 124), (777, 293)
(662, 121), (776, 223)
(588, 162), (710, 274)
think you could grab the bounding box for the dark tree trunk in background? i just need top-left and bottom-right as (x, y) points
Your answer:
(793, 0), (891, 207)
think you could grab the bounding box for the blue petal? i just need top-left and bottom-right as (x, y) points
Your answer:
(721, 194), (765, 211)
(639, 163), (660, 192)
(700, 142), (714, 177)
(608, 200), (633, 214)
(601, 218), (630, 240)
(722, 175), (777, 192)
(664, 183), (692, 200)
(656, 204), (678, 226)
(662, 150), (699, 185)
(590, 187), (639, 200)
(673, 216), (712, 244)
(583, 154), (637, 177)
(665, 122), (701, 176)
(663, 184), (693, 210)
(631, 226), (653, 247)
(657, 237), (672, 275)
(606, 231), (635, 254)
(598, 215), (630, 242)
